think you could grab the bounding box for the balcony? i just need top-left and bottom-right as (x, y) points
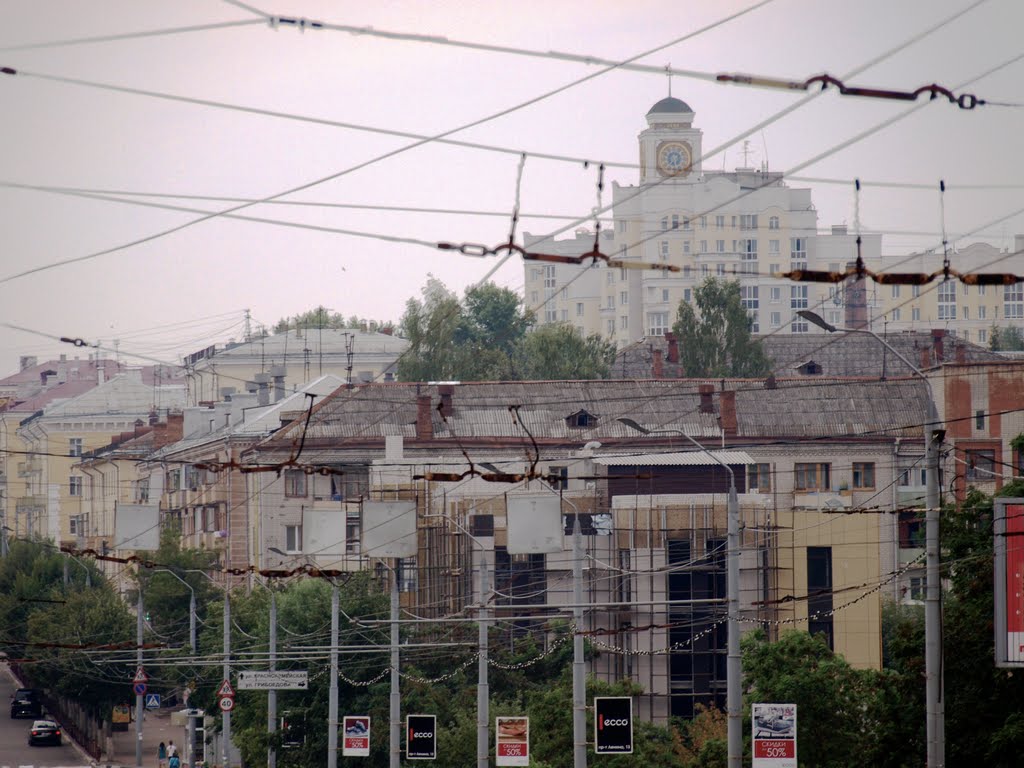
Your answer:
(792, 491), (852, 511)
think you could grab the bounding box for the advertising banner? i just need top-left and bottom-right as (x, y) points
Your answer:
(594, 697), (632, 754)
(343, 716), (371, 757)
(752, 703), (797, 768)
(994, 499), (1024, 666)
(496, 716), (529, 766)
(407, 714), (436, 760)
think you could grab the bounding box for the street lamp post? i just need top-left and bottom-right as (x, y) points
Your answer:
(618, 418), (742, 768)
(798, 309), (945, 767)
(152, 569), (198, 768)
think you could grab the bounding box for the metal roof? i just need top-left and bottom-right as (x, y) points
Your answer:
(593, 450), (755, 467)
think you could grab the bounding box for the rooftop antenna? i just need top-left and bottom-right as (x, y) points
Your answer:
(665, 63), (672, 96)
(760, 129), (770, 172)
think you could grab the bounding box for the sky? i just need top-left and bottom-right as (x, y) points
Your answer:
(0, 0), (1021, 376)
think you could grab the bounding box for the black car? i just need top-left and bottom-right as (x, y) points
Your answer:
(28, 718), (62, 746)
(10, 688), (43, 719)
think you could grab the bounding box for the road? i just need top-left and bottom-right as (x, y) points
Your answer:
(0, 668), (89, 768)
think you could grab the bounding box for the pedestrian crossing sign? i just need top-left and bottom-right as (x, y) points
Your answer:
(145, 693), (161, 709)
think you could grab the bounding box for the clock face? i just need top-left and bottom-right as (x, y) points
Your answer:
(657, 141), (692, 177)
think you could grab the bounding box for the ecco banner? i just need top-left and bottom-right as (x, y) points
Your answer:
(406, 714), (437, 760)
(594, 697), (633, 754)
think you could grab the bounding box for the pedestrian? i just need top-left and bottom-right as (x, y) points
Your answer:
(167, 739), (177, 757)
(168, 754), (181, 768)
(158, 741), (167, 768)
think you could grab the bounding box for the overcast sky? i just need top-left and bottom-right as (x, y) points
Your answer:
(0, 0), (1021, 376)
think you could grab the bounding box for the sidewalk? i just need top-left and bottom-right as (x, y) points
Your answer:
(106, 707), (190, 768)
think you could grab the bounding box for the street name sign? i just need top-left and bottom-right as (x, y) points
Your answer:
(237, 670), (309, 690)
(594, 697), (633, 754)
(752, 703), (797, 768)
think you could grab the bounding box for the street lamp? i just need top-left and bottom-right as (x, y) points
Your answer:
(618, 418), (742, 768)
(798, 309), (945, 767)
(152, 569), (199, 768)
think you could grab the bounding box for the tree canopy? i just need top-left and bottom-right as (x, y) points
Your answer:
(273, 306), (393, 334)
(672, 278), (771, 378)
(397, 276), (614, 381)
(989, 325), (1024, 351)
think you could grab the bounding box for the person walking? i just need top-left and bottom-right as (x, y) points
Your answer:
(158, 741), (167, 768)
(167, 739), (177, 757)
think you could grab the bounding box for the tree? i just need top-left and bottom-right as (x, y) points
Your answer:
(273, 306), (393, 334)
(514, 323), (616, 380)
(397, 276), (471, 382)
(672, 278), (770, 377)
(989, 325), (1024, 351)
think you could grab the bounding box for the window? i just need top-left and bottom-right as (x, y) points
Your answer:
(976, 410), (985, 430)
(807, 547), (834, 649)
(715, 215), (725, 228)
(683, 265), (691, 278)
(769, 216), (780, 230)
(530, 291), (538, 304)
(794, 462), (831, 490)
(544, 308), (557, 322)
(576, 302), (584, 317)
(660, 240), (669, 257)
(1005, 283), (1024, 319)
(770, 287), (781, 303)
(648, 312), (669, 336)
(543, 264), (556, 289)
(607, 318), (615, 335)
(979, 285), (987, 296)
(963, 306), (970, 320)
(284, 525), (303, 553)
(912, 285), (921, 298)
(739, 214), (758, 230)
(964, 449), (996, 482)
(620, 315), (628, 330)
(717, 263), (726, 276)
(69, 476), (83, 496)
(617, 219), (627, 233)
(852, 462), (875, 489)
(661, 288), (670, 302)
(769, 239), (780, 254)
(790, 285), (808, 309)
(891, 285), (901, 298)
(979, 329), (988, 343)
(671, 214), (679, 229)
(167, 469), (181, 492)
(470, 514), (495, 537)
(683, 241), (691, 254)
(607, 295), (615, 309)
(683, 288), (692, 302)
(185, 465), (201, 490)
(606, 270), (615, 285)
(560, 309), (568, 321)
(790, 238), (807, 269)
(69, 437), (83, 457)
(748, 463), (771, 491)
(938, 280), (956, 320)
(683, 218), (691, 230)
(716, 239), (725, 253)
(891, 308), (901, 321)
(978, 305), (987, 320)
(284, 469), (307, 497)
(827, 309), (842, 326)
(912, 307), (921, 322)
(740, 286), (759, 310)
(566, 410), (597, 428)
(620, 291), (628, 305)
(700, 216), (707, 229)
(770, 311), (781, 328)
(899, 511), (924, 549)
(791, 316), (809, 333)
(549, 465), (569, 490)
(700, 240), (708, 253)
(620, 267), (627, 281)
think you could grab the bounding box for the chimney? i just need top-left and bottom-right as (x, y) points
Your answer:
(931, 329), (945, 362)
(719, 390), (738, 437)
(254, 372), (271, 406)
(153, 413), (184, 449)
(665, 332), (679, 364)
(270, 365), (287, 402)
(698, 383), (715, 414)
(438, 384), (455, 417)
(97, 361), (105, 385)
(955, 344), (966, 365)
(148, 410), (159, 426)
(652, 349), (664, 379)
(764, 374), (777, 390)
(843, 266), (868, 329)
(416, 394), (433, 440)
(921, 347), (931, 370)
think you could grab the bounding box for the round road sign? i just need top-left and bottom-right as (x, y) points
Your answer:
(133, 682), (148, 696)
(219, 696), (235, 712)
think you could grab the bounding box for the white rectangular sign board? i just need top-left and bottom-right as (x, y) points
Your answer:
(752, 703), (797, 768)
(506, 494), (563, 554)
(237, 670), (309, 690)
(362, 500), (418, 558)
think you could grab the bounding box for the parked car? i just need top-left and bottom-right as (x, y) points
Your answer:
(10, 688), (43, 719)
(28, 718), (62, 746)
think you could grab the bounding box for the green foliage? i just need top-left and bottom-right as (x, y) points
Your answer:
(514, 323), (616, 380)
(672, 278), (771, 377)
(397, 276), (612, 381)
(989, 325), (1024, 351)
(273, 305), (393, 334)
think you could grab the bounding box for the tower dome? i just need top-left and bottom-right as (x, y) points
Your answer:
(646, 96), (693, 115)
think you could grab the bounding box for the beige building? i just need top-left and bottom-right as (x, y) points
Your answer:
(244, 378), (923, 722)
(184, 327), (408, 405)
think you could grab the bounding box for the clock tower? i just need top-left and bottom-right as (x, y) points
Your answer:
(638, 96), (703, 184)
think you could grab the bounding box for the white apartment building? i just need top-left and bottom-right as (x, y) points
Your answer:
(525, 96), (1022, 347)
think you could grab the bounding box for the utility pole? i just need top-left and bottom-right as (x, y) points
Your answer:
(925, 414), (944, 767)
(188, 588), (198, 768)
(136, 588), (144, 768)
(572, 513), (586, 768)
(726, 479), (741, 768)
(223, 589), (232, 768)
(390, 570), (401, 768)
(328, 581), (339, 768)
(477, 557), (490, 768)
(268, 590), (277, 768)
